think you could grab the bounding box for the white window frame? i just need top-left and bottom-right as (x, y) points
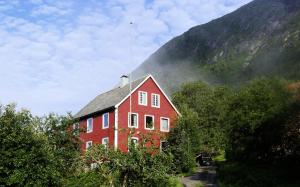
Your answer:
(128, 112), (139, 128)
(86, 141), (93, 150)
(144, 114), (154, 130)
(151, 93), (160, 108)
(138, 91), (147, 106)
(160, 140), (167, 152)
(102, 137), (109, 148)
(87, 118), (93, 133)
(102, 112), (109, 129)
(128, 137), (139, 150)
(160, 117), (170, 132)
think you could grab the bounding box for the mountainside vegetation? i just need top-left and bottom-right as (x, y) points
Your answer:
(171, 77), (300, 186)
(133, 0), (300, 93)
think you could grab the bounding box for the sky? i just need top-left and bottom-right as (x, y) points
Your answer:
(0, 0), (252, 116)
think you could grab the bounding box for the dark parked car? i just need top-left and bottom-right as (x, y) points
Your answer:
(196, 153), (213, 166)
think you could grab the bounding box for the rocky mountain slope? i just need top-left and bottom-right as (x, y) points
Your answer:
(132, 0), (300, 94)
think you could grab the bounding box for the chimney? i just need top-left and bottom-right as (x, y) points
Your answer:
(120, 75), (129, 87)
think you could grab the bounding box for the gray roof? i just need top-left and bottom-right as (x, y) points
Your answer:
(74, 76), (148, 119)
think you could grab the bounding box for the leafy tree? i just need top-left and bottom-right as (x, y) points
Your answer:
(167, 122), (196, 173)
(224, 78), (296, 162)
(172, 82), (232, 154)
(38, 113), (81, 177)
(0, 104), (60, 186)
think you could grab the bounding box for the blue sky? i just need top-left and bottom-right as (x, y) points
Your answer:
(0, 0), (252, 116)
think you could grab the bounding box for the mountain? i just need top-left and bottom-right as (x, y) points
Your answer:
(132, 0), (300, 94)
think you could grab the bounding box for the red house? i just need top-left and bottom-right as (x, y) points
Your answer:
(74, 74), (180, 152)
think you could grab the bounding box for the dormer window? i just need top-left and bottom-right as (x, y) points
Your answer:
(151, 94), (160, 108)
(138, 91), (147, 106)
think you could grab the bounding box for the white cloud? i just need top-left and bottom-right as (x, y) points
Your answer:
(0, 0), (252, 115)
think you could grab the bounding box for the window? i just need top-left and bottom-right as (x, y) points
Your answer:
(160, 117), (170, 132)
(151, 94), (160, 108)
(144, 115), (154, 130)
(128, 137), (138, 149)
(87, 118), (93, 133)
(72, 123), (79, 135)
(102, 137), (109, 148)
(102, 113), (109, 129)
(86, 141), (93, 150)
(128, 112), (138, 128)
(160, 140), (168, 152)
(138, 91), (147, 106)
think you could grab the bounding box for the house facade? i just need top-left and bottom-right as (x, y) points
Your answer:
(74, 75), (180, 152)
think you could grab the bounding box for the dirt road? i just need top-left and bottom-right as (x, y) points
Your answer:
(181, 166), (218, 187)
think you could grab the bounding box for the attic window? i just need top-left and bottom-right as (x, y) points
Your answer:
(138, 91), (147, 106)
(151, 94), (160, 108)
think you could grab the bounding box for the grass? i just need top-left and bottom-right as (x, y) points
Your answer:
(167, 176), (184, 187)
(213, 152), (226, 162)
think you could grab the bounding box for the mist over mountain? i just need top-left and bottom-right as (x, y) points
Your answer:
(132, 0), (300, 94)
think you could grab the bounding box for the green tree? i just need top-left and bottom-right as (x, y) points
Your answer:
(0, 104), (60, 186)
(225, 78), (295, 162)
(38, 113), (81, 178)
(172, 82), (232, 154)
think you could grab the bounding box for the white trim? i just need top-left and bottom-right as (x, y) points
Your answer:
(114, 107), (118, 150)
(114, 75), (181, 116)
(138, 91), (148, 106)
(115, 75), (151, 108)
(160, 117), (170, 132)
(128, 137), (139, 150)
(102, 112), (109, 129)
(128, 112), (139, 128)
(144, 114), (154, 130)
(149, 75), (181, 116)
(151, 93), (160, 108)
(86, 141), (93, 150)
(87, 118), (93, 133)
(102, 137), (109, 148)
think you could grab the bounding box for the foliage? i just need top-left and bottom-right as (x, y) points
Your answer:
(168, 121), (196, 174)
(0, 104), (60, 186)
(172, 82), (233, 155)
(0, 104), (81, 186)
(224, 78), (297, 162)
(37, 113), (82, 177)
(217, 161), (300, 187)
(172, 77), (300, 166)
(65, 138), (174, 187)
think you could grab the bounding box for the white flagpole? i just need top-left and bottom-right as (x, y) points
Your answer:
(129, 22), (133, 129)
